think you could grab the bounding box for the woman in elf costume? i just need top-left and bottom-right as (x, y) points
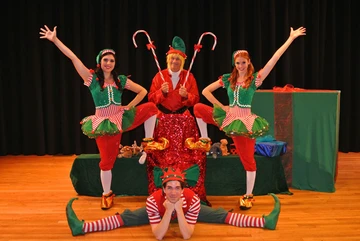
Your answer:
(193, 26), (306, 210)
(40, 25), (168, 210)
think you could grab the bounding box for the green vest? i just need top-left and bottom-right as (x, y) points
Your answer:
(222, 72), (259, 108)
(88, 74), (127, 108)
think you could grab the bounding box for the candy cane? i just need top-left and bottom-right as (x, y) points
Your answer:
(133, 30), (165, 82)
(184, 32), (217, 86)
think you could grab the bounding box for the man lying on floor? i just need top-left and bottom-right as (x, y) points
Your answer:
(66, 167), (281, 240)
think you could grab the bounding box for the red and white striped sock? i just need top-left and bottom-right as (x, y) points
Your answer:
(225, 213), (264, 228)
(83, 214), (124, 233)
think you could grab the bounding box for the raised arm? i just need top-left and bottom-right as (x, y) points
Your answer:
(39, 25), (90, 82)
(259, 26), (306, 81)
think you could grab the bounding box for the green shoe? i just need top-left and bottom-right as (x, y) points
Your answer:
(66, 198), (85, 236)
(263, 193), (281, 230)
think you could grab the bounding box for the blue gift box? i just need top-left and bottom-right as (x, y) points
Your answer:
(255, 140), (287, 157)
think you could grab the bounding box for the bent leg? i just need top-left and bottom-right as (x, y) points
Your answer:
(184, 103), (217, 151)
(194, 103), (217, 126)
(126, 102), (158, 131)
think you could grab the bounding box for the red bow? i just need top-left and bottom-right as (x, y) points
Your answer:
(273, 84), (305, 92)
(146, 41), (156, 50)
(194, 44), (202, 52)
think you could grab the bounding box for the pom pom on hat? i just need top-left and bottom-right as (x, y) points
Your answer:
(161, 167), (186, 185)
(166, 36), (187, 59)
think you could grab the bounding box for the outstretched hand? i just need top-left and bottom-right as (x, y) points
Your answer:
(290, 26), (306, 39)
(39, 25), (57, 42)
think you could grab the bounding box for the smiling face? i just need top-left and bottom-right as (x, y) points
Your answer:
(234, 56), (250, 75)
(167, 53), (184, 72)
(100, 53), (116, 73)
(163, 180), (183, 203)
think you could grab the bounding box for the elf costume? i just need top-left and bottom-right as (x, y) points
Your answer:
(65, 168), (281, 237)
(81, 49), (167, 210)
(193, 50), (269, 209)
(145, 37), (211, 205)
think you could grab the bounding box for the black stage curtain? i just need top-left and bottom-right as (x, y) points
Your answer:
(1, 0), (359, 155)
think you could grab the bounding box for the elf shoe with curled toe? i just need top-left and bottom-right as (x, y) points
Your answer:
(142, 137), (169, 151)
(101, 191), (115, 210)
(185, 137), (212, 152)
(239, 194), (255, 210)
(263, 193), (281, 230)
(66, 198), (85, 236)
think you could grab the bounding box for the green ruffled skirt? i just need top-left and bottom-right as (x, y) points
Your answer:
(81, 107), (136, 139)
(213, 105), (269, 138)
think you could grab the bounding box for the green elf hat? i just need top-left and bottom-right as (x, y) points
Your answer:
(166, 36), (187, 59)
(96, 49), (116, 64)
(232, 50), (249, 66)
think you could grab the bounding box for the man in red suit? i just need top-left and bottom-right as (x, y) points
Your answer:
(144, 36), (211, 205)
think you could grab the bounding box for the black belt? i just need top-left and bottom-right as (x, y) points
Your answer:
(157, 104), (188, 114)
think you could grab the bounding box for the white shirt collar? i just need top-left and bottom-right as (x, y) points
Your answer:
(168, 69), (181, 77)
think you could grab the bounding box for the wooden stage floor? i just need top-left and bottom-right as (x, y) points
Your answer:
(0, 152), (359, 241)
